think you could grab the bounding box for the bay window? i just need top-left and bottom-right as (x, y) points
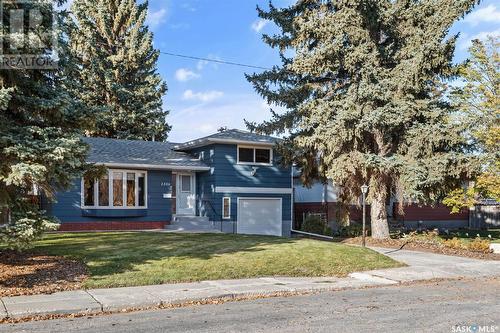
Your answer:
(82, 170), (147, 208)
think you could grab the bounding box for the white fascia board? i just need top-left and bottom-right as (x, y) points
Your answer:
(215, 186), (292, 194)
(100, 162), (210, 171)
(175, 138), (275, 150)
(208, 138), (275, 146)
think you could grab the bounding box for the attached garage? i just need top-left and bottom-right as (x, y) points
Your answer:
(237, 198), (282, 236)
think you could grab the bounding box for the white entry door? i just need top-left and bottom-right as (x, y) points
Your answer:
(177, 173), (195, 215)
(237, 198), (282, 236)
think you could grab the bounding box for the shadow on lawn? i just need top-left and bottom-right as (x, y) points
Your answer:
(32, 232), (299, 278)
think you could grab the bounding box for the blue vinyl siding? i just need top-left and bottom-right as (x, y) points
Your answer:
(187, 144), (292, 232)
(213, 144), (291, 188)
(49, 141), (292, 236)
(50, 170), (172, 223)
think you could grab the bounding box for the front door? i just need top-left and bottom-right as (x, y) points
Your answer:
(176, 173), (195, 215)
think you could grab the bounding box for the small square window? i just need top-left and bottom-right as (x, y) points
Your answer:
(222, 197), (230, 219)
(255, 149), (271, 164)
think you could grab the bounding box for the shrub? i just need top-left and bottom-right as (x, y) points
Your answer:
(0, 210), (59, 251)
(467, 237), (491, 253)
(402, 230), (442, 246)
(301, 215), (332, 236)
(442, 237), (466, 250)
(338, 224), (367, 237)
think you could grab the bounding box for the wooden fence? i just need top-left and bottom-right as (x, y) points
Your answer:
(469, 204), (500, 229)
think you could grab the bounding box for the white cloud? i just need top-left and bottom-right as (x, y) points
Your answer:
(463, 5), (500, 26)
(458, 28), (500, 50)
(146, 8), (168, 29)
(196, 54), (222, 71)
(182, 89), (224, 102)
(175, 68), (200, 82)
(251, 18), (267, 33)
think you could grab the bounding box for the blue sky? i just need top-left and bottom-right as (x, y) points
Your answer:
(143, 0), (500, 142)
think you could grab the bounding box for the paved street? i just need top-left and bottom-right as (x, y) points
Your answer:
(2, 278), (498, 333)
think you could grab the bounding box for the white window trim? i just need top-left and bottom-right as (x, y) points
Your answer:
(222, 197), (231, 219)
(215, 186), (292, 194)
(237, 145), (273, 166)
(81, 169), (148, 209)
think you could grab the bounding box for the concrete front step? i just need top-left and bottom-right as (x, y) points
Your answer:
(166, 217), (219, 233)
(173, 215), (209, 223)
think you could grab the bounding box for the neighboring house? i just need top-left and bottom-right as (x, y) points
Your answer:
(46, 129), (293, 237)
(293, 177), (470, 230)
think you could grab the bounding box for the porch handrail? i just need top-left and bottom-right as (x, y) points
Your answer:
(201, 199), (224, 232)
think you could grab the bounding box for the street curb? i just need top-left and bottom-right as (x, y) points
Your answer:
(0, 298), (7, 319)
(0, 276), (395, 320)
(348, 272), (398, 285)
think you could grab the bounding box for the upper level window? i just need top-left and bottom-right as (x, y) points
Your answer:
(82, 170), (147, 209)
(237, 146), (272, 165)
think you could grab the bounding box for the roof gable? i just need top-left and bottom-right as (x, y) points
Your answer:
(174, 129), (279, 150)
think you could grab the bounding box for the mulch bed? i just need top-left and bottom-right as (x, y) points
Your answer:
(342, 237), (500, 261)
(0, 250), (88, 297)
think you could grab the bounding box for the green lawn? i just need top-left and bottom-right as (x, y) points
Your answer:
(33, 232), (402, 289)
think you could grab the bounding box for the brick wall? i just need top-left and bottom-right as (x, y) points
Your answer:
(58, 221), (167, 231)
(295, 202), (469, 226)
(393, 203), (468, 221)
(294, 202), (370, 228)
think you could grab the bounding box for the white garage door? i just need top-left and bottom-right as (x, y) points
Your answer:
(237, 198), (282, 236)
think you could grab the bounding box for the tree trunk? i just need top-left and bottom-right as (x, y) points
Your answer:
(370, 175), (390, 239)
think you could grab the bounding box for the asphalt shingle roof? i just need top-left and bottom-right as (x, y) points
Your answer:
(175, 129), (279, 150)
(82, 137), (208, 169)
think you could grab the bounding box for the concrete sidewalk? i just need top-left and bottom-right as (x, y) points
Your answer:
(1, 247), (499, 319)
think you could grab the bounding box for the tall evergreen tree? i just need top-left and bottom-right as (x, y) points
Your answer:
(247, 0), (478, 238)
(0, 1), (89, 249)
(70, 0), (170, 141)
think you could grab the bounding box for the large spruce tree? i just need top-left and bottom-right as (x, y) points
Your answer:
(0, 1), (89, 249)
(247, 0), (478, 238)
(70, 0), (170, 141)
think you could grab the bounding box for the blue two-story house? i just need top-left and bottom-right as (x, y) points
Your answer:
(48, 129), (293, 237)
